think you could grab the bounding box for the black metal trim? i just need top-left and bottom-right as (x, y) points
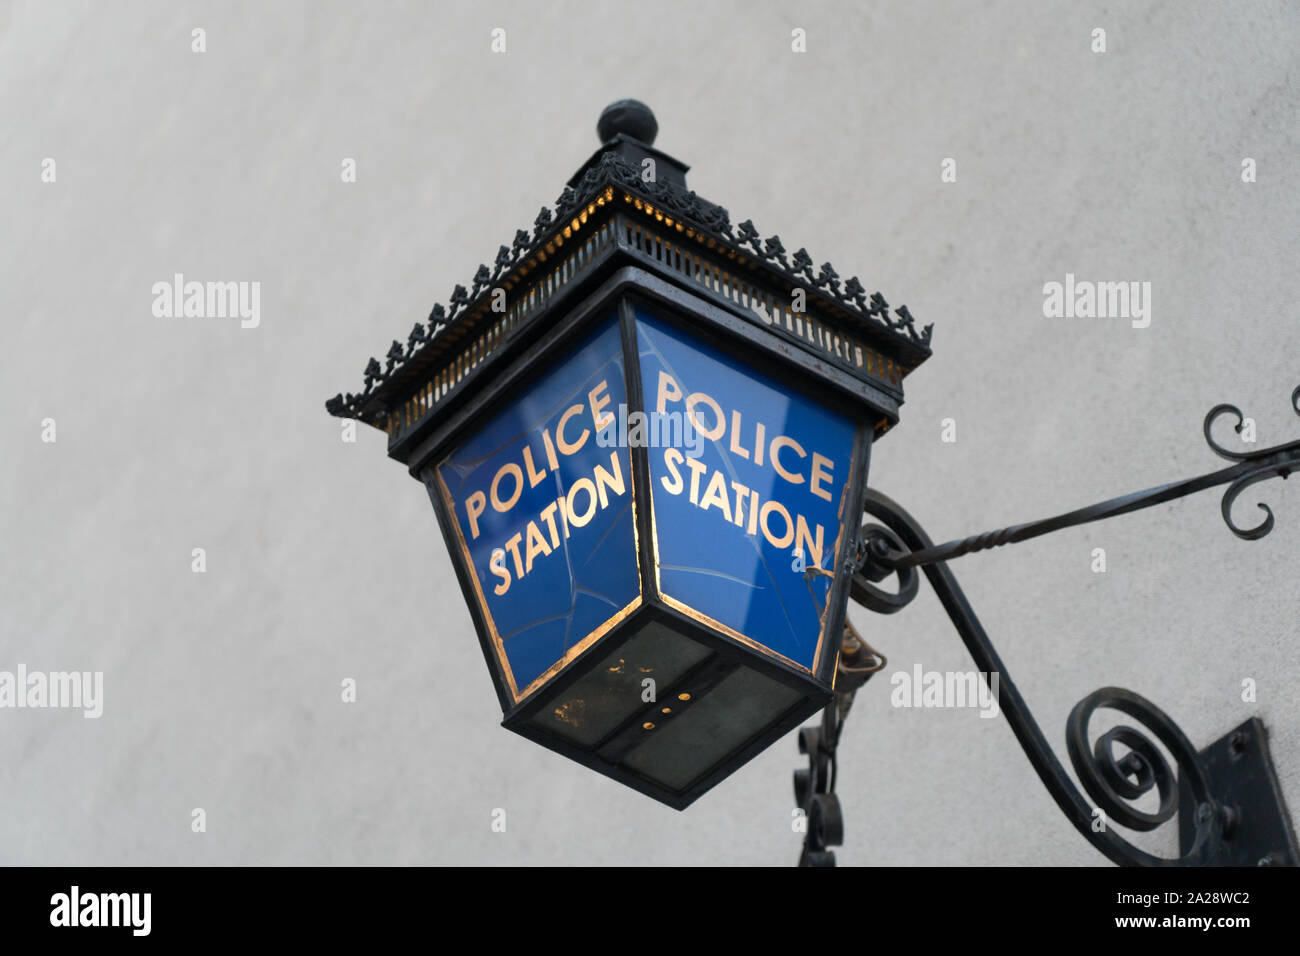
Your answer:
(325, 147), (932, 427)
(504, 600), (830, 810)
(618, 295), (660, 607)
(799, 487), (1297, 866)
(420, 461), (514, 714)
(869, 385), (1300, 571)
(1178, 719), (1299, 866)
(402, 266), (902, 475)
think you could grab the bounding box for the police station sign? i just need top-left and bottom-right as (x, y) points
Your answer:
(333, 102), (922, 809)
(436, 317), (641, 704)
(433, 300), (862, 751)
(634, 307), (857, 675)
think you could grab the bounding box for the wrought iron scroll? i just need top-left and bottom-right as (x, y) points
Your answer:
(848, 490), (1223, 866)
(796, 386), (1300, 866)
(869, 385), (1300, 571)
(326, 151), (930, 426)
(793, 618), (884, 867)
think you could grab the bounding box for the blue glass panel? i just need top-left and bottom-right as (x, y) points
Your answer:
(438, 317), (639, 697)
(635, 308), (858, 671)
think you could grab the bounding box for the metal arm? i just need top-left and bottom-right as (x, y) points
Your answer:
(794, 385), (1300, 867)
(869, 385), (1300, 572)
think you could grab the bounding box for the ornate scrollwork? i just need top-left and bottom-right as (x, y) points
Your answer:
(1065, 688), (1217, 862)
(851, 525), (919, 614)
(866, 385), (1300, 571)
(798, 388), (1300, 866)
(811, 489), (1241, 866)
(327, 147), (930, 425)
(794, 722), (843, 868)
(792, 617), (884, 867)
(1204, 385), (1300, 540)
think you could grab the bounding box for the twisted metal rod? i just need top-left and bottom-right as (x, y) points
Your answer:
(870, 385), (1300, 571)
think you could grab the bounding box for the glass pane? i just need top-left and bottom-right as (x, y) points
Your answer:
(621, 665), (804, 792)
(635, 306), (858, 671)
(527, 620), (711, 748)
(436, 316), (640, 701)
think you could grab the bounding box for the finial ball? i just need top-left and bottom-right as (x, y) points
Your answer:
(597, 100), (657, 146)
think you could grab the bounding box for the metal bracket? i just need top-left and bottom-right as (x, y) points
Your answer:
(1178, 718), (1299, 866)
(797, 387), (1300, 866)
(797, 486), (1298, 866)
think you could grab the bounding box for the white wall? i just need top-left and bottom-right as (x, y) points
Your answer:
(2, 0), (1296, 865)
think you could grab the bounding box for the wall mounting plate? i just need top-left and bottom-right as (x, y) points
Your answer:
(1179, 718), (1298, 866)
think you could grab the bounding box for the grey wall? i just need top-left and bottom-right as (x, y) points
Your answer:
(2, 0), (1296, 865)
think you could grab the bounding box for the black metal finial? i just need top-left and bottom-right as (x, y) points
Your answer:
(597, 99), (657, 146)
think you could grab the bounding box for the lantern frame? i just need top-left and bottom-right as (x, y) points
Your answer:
(414, 266), (883, 807)
(327, 105), (931, 808)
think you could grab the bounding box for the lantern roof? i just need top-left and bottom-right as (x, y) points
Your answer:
(325, 101), (932, 434)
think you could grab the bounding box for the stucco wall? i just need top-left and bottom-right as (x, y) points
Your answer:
(2, 0), (1296, 865)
